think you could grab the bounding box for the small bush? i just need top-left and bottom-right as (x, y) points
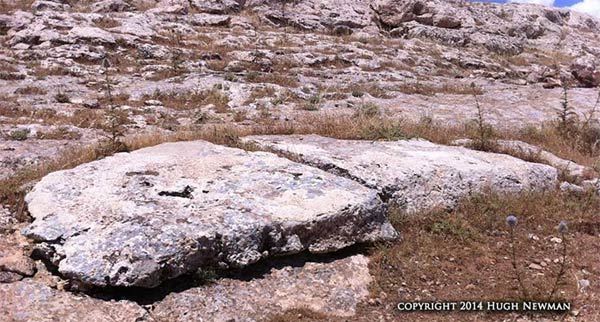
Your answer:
(308, 94), (321, 105)
(351, 90), (364, 98)
(193, 108), (210, 124)
(54, 91), (70, 103)
(8, 128), (30, 141)
(195, 267), (218, 285)
(300, 102), (319, 111)
(469, 83), (496, 151)
(354, 101), (380, 118)
(553, 85), (600, 157)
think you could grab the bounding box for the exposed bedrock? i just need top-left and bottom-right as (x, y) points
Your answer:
(21, 141), (397, 288)
(243, 135), (559, 213)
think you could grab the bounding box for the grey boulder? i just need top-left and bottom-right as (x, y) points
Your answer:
(22, 141), (396, 288)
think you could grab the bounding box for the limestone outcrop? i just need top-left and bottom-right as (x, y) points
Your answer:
(244, 135), (558, 213)
(22, 141), (396, 287)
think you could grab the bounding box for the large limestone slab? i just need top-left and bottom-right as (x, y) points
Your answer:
(243, 135), (558, 213)
(22, 141), (396, 288)
(151, 255), (371, 322)
(0, 280), (147, 322)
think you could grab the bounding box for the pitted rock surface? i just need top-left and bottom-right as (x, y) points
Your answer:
(22, 141), (396, 288)
(244, 135), (559, 213)
(151, 255), (372, 322)
(0, 280), (147, 322)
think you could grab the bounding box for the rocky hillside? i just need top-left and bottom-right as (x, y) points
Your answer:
(1, 0), (600, 178)
(1, 0), (600, 321)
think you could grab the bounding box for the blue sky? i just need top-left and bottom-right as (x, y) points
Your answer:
(475, 0), (580, 5)
(472, 0), (600, 17)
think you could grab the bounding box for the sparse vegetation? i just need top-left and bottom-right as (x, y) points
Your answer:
(100, 58), (127, 152)
(145, 85), (230, 113)
(245, 72), (299, 88)
(36, 126), (82, 140)
(468, 83), (496, 151)
(556, 80), (577, 135)
(0, 0), (34, 13)
(54, 90), (70, 104)
(268, 190), (599, 321)
(15, 86), (47, 95)
(245, 86), (277, 105)
(8, 128), (30, 141)
(550, 84), (600, 160)
(353, 101), (380, 118)
(195, 267), (218, 285)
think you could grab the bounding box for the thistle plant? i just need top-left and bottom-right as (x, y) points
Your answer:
(556, 80), (577, 135)
(470, 82), (494, 151)
(505, 216), (572, 300)
(506, 214), (529, 299)
(548, 221), (569, 300)
(101, 57), (126, 152)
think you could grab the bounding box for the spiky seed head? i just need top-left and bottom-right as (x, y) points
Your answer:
(102, 57), (112, 69)
(558, 221), (568, 234)
(506, 215), (518, 228)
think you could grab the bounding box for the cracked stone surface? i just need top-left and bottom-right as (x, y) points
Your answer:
(453, 138), (595, 180)
(244, 135), (559, 213)
(22, 140), (397, 288)
(151, 255), (372, 322)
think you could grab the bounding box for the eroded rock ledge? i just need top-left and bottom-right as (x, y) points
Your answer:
(152, 255), (372, 322)
(0, 279), (148, 322)
(21, 140), (397, 288)
(0, 255), (372, 322)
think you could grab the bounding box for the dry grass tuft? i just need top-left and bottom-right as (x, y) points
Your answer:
(0, 0), (34, 13)
(246, 72), (299, 88)
(145, 87), (231, 112)
(507, 124), (600, 169)
(15, 86), (47, 96)
(93, 17), (121, 29)
(369, 190), (599, 319)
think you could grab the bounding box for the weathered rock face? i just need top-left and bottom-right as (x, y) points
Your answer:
(190, 0), (244, 14)
(453, 138), (594, 180)
(22, 141), (397, 288)
(255, 0), (373, 30)
(0, 138), (89, 182)
(151, 255), (372, 322)
(0, 206), (17, 233)
(571, 55), (600, 87)
(0, 280), (148, 322)
(0, 232), (36, 283)
(244, 135), (558, 213)
(372, 0), (464, 30)
(0, 0), (599, 182)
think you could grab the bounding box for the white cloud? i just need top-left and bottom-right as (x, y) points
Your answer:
(570, 0), (600, 18)
(507, 0), (555, 5)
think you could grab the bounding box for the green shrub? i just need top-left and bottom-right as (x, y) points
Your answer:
(54, 91), (70, 103)
(9, 128), (30, 141)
